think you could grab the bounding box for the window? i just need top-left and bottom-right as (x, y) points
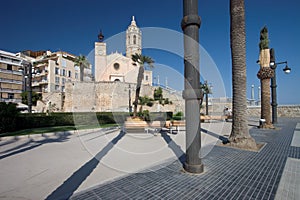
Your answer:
(55, 76), (60, 84)
(133, 35), (136, 44)
(145, 75), (148, 81)
(7, 64), (12, 71)
(61, 59), (67, 67)
(61, 86), (65, 92)
(8, 93), (14, 99)
(62, 78), (65, 85)
(62, 69), (66, 76)
(55, 67), (59, 75)
(68, 70), (72, 78)
(114, 63), (120, 70)
(55, 85), (60, 91)
(75, 73), (78, 79)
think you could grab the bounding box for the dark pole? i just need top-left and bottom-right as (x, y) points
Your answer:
(0, 82), (2, 101)
(181, 0), (203, 173)
(28, 63), (32, 113)
(270, 48), (277, 124)
(129, 84), (132, 113)
(205, 81), (209, 115)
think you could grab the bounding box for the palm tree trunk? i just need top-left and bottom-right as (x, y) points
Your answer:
(80, 64), (84, 82)
(261, 78), (272, 126)
(133, 66), (144, 117)
(229, 0), (257, 150)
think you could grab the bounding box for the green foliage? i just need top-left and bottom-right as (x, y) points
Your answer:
(21, 91), (42, 106)
(200, 81), (212, 95)
(164, 98), (170, 105)
(154, 87), (163, 100)
(131, 53), (155, 69)
(146, 101), (154, 107)
(5, 112), (128, 134)
(74, 55), (90, 81)
(137, 110), (150, 121)
(0, 102), (20, 133)
(172, 111), (184, 121)
(131, 53), (155, 117)
(153, 88), (173, 105)
(259, 26), (269, 50)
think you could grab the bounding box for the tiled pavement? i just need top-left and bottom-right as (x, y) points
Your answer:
(71, 118), (300, 200)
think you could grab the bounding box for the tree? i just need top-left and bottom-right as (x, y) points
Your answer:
(131, 53), (154, 118)
(257, 26), (274, 128)
(21, 91), (42, 106)
(74, 55), (90, 82)
(200, 81), (212, 115)
(229, 0), (257, 150)
(154, 87), (163, 100)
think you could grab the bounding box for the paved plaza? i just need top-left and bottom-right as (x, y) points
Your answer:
(0, 118), (299, 199)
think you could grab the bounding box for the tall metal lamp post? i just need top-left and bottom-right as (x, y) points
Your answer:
(181, 0), (203, 173)
(128, 84), (132, 113)
(21, 61), (33, 113)
(269, 48), (291, 124)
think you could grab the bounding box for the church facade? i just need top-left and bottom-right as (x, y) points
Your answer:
(94, 16), (152, 85)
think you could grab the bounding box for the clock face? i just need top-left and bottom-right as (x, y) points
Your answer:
(98, 50), (104, 55)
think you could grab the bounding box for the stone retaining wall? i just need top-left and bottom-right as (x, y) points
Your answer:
(247, 105), (300, 118)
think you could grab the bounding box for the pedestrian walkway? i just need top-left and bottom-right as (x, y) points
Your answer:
(71, 118), (300, 200)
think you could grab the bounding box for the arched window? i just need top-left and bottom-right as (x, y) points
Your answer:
(128, 36), (130, 43)
(133, 35), (136, 45)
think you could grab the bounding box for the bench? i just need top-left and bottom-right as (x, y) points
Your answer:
(124, 120), (163, 134)
(166, 120), (186, 133)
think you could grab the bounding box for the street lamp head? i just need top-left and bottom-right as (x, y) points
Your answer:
(270, 61), (275, 67)
(283, 65), (291, 74)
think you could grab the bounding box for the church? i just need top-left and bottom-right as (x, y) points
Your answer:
(94, 16), (153, 85)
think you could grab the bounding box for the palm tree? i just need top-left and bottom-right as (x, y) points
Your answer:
(200, 81), (212, 115)
(131, 53), (154, 118)
(257, 26), (274, 128)
(74, 55), (90, 82)
(229, 0), (257, 150)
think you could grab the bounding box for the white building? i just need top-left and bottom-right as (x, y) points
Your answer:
(0, 50), (24, 103)
(94, 16), (152, 85)
(17, 50), (92, 93)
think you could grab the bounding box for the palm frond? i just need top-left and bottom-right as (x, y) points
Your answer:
(131, 53), (154, 68)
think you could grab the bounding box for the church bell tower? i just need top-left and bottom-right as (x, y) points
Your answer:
(126, 16), (142, 58)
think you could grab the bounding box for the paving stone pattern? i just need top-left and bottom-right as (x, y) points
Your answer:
(71, 118), (300, 200)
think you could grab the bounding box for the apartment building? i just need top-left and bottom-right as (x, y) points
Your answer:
(18, 50), (91, 94)
(0, 50), (24, 103)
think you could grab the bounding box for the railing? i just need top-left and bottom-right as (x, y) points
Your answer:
(0, 88), (23, 93)
(0, 68), (23, 75)
(0, 98), (22, 103)
(0, 78), (23, 84)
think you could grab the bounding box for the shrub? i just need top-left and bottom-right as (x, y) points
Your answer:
(12, 112), (129, 132)
(0, 102), (20, 133)
(173, 111), (184, 121)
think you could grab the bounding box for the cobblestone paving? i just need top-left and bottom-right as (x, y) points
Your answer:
(71, 118), (300, 200)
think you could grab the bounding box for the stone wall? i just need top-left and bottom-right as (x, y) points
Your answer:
(63, 82), (184, 113)
(37, 82), (300, 119)
(247, 105), (300, 118)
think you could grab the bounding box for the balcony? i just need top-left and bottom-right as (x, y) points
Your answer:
(0, 78), (23, 85)
(0, 88), (22, 94)
(0, 68), (23, 76)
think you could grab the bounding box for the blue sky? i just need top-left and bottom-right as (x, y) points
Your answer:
(1, 0), (299, 104)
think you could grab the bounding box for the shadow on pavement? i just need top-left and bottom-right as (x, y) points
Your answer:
(0, 133), (71, 160)
(46, 131), (125, 200)
(201, 128), (230, 144)
(160, 132), (186, 164)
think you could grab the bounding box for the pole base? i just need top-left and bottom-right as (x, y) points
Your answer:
(184, 162), (204, 174)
